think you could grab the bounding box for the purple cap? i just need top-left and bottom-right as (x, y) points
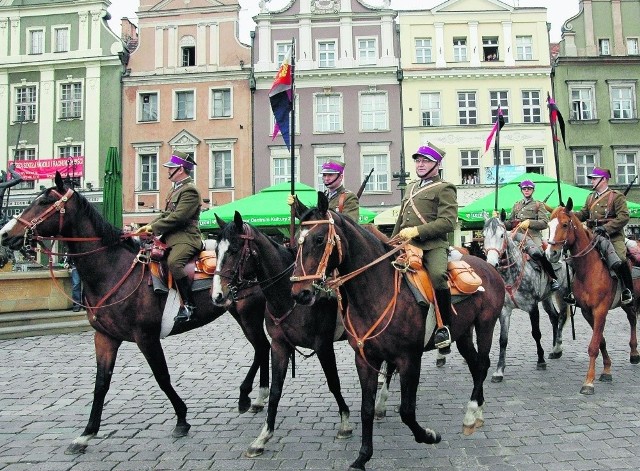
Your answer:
(412, 143), (444, 162)
(519, 180), (535, 189)
(587, 167), (611, 179)
(321, 159), (345, 174)
(163, 151), (196, 170)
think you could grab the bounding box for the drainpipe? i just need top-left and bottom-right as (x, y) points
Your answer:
(249, 30), (256, 194)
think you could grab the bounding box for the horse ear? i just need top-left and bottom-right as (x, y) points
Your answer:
(482, 210), (489, 222)
(565, 197), (574, 212)
(233, 211), (244, 231)
(54, 172), (64, 191)
(214, 213), (226, 230)
(293, 198), (309, 219)
(317, 191), (329, 215)
(500, 209), (507, 222)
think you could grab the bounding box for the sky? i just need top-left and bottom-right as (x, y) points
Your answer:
(107, 0), (581, 43)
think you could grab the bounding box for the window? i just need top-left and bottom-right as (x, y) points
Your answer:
(211, 88), (232, 118)
(275, 42), (291, 64)
(610, 83), (635, 119)
(272, 155), (299, 185)
(574, 150), (598, 186)
(15, 86), (37, 122)
(627, 38), (639, 55)
(615, 150), (637, 185)
(212, 150), (232, 188)
(482, 37), (499, 61)
(415, 38), (432, 63)
(599, 39), (610, 55)
(498, 149), (512, 166)
(522, 90), (541, 123)
(515, 36), (533, 60)
(570, 85), (595, 120)
(362, 154), (389, 192)
(58, 145), (82, 187)
(28, 29), (44, 54)
(60, 82), (82, 119)
(315, 94), (342, 133)
(139, 92), (158, 122)
(358, 38), (377, 65)
(525, 148), (544, 174)
(13, 148), (36, 190)
(453, 38), (467, 62)
(458, 91), (477, 125)
(490, 91), (509, 124)
(54, 27), (69, 53)
(360, 92), (388, 131)
(180, 35), (196, 67)
(420, 92), (441, 127)
(175, 90), (195, 120)
(460, 149), (480, 185)
(139, 154), (158, 191)
(318, 41), (336, 68)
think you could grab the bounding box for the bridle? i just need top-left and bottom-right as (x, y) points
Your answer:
(548, 213), (598, 259)
(214, 223), (260, 301)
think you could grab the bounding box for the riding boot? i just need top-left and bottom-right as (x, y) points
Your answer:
(597, 236), (623, 270)
(614, 262), (634, 305)
(434, 288), (453, 355)
(174, 277), (196, 322)
(533, 252), (559, 291)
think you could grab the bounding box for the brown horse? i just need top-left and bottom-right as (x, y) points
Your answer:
(290, 192), (506, 471)
(0, 173), (270, 453)
(546, 198), (639, 394)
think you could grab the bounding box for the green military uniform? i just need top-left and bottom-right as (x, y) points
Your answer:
(505, 198), (549, 246)
(392, 175), (458, 290)
(576, 188), (629, 260)
(150, 177), (202, 279)
(327, 185), (359, 222)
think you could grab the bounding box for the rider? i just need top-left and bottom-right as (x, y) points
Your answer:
(136, 151), (203, 322)
(573, 167), (633, 305)
(392, 143), (457, 354)
(504, 180), (560, 291)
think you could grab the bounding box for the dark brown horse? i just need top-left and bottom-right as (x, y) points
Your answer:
(290, 192), (506, 471)
(211, 211), (355, 457)
(546, 198), (639, 394)
(0, 173), (270, 453)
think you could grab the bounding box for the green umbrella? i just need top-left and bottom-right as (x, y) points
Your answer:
(102, 146), (123, 228)
(458, 172), (640, 228)
(199, 182), (376, 229)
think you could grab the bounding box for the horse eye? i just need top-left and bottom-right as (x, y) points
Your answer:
(314, 235), (325, 245)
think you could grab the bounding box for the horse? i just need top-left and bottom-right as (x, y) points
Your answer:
(0, 172), (271, 453)
(482, 213), (570, 382)
(545, 198), (639, 394)
(290, 192), (506, 471)
(211, 211), (362, 457)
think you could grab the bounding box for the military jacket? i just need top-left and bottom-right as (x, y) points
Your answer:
(391, 175), (457, 251)
(575, 188), (629, 244)
(327, 185), (359, 222)
(151, 177), (202, 249)
(505, 198), (549, 245)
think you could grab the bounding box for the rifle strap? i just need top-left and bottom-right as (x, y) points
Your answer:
(403, 181), (445, 226)
(338, 193), (346, 213)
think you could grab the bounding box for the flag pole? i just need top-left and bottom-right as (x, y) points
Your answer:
(547, 92), (563, 206)
(289, 39), (296, 246)
(493, 108), (501, 213)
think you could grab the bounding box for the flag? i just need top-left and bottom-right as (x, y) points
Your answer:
(269, 48), (293, 149)
(484, 107), (505, 153)
(547, 96), (566, 149)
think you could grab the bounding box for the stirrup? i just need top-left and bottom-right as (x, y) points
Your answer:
(563, 292), (576, 305)
(174, 304), (194, 323)
(434, 326), (451, 349)
(621, 289), (633, 305)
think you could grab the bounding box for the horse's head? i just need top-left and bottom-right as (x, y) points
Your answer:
(212, 211), (259, 307)
(482, 212), (508, 267)
(546, 198), (575, 263)
(290, 191), (343, 305)
(0, 172), (76, 251)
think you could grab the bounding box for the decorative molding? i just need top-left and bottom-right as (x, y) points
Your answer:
(311, 0), (340, 14)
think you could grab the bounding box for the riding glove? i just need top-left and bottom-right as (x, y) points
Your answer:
(519, 219), (531, 230)
(135, 224), (153, 235)
(398, 227), (419, 240)
(287, 194), (296, 206)
(593, 226), (607, 236)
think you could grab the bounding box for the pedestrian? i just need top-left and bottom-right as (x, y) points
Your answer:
(63, 253), (82, 312)
(392, 142), (457, 354)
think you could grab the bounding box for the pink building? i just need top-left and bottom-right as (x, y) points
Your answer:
(121, 0), (252, 226)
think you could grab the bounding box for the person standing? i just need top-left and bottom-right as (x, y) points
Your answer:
(574, 167), (633, 305)
(504, 180), (559, 291)
(392, 143), (457, 354)
(63, 253), (82, 312)
(137, 151), (202, 322)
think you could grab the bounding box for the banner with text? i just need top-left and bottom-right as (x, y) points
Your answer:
(8, 157), (85, 181)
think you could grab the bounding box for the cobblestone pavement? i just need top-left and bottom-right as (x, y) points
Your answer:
(1, 305), (639, 471)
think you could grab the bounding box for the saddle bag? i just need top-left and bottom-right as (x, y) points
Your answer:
(447, 260), (482, 294)
(195, 250), (217, 275)
(150, 237), (169, 262)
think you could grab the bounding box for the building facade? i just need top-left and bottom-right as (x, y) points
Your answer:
(121, 0), (251, 226)
(252, 0), (403, 211)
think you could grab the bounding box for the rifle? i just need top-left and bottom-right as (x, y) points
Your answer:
(623, 175), (638, 196)
(541, 189), (555, 213)
(356, 168), (374, 199)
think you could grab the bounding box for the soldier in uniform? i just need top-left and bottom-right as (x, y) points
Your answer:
(504, 180), (560, 291)
(137, 151), (202, 322)
(392, 143), (457, 354)
(574, 167), (633, 305)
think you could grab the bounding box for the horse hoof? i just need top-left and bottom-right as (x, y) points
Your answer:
(375, 410), (386, 420)
(599, 373), (612, 383)
(580, 385), (595, 395)
(245, 446), (264, 458)
(548, 351), (563, 360)
(65, 443), (87, 455)
(462, 423), (476, 436)
(491, 375), (503, 383)
(336, 429), (353, 439)
(475, 418), (485, 429)
(348, 464), (366, 471)
(436, 358), (446, 367)
(630, 354), (640, 365)
(172, 423), (191, 438)
(248, 404), (264, 414)
(537, 362), (547, 370)
(238, 398), (251, 414)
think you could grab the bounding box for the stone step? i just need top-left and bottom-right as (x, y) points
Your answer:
(0, 310), (91, 339)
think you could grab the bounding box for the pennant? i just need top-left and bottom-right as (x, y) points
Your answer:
(269, 48), (293, 149)
(547, 96), (566, 149)
(484, 107), (505, 153)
